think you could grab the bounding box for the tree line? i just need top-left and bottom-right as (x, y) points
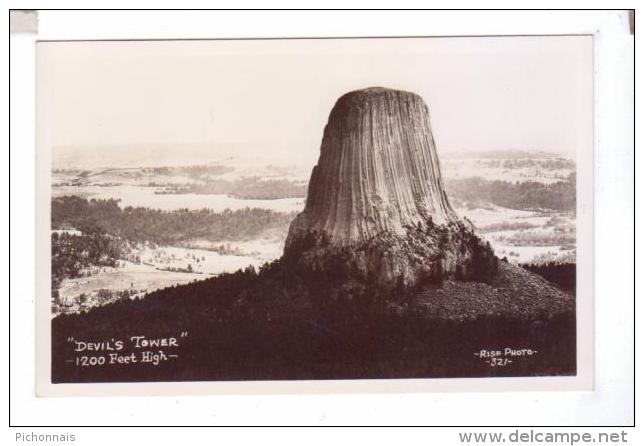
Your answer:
(445, 174), (575, 211)
(52, 196), (297, 245)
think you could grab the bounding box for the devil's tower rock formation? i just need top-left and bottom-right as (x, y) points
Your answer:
(285, 87), (497, 285)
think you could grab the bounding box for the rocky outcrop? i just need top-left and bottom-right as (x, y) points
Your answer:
(284, 87), (497, 285)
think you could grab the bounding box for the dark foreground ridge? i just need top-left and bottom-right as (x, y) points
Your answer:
(52, 259), (575, 383)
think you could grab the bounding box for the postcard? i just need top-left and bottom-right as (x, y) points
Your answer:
(35, 36), (594, 395)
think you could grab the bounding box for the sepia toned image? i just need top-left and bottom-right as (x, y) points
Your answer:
(36, 36), (593, 388)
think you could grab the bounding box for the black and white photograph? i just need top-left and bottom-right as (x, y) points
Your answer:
(35, 35), (594, 387)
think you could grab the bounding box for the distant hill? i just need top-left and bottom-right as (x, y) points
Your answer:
(441, 149), (572, 160)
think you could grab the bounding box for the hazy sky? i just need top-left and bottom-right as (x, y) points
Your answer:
(38, 36), (593, 167)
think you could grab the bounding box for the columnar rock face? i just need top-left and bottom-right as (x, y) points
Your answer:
(284, 87), (496, 285)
